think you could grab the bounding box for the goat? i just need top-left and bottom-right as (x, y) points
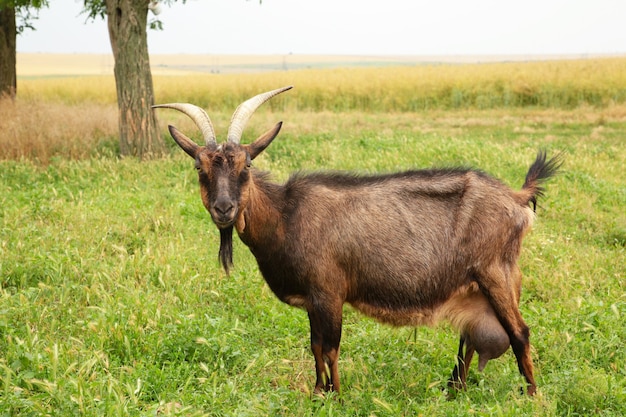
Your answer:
(153, 86), (561, 396)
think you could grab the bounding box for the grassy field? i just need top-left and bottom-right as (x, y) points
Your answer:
(1, 58), (625, 415)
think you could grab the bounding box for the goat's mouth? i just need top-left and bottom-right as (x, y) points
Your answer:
(213, 221), (235, 229)
(211, 217), (236, 229)
(210, 210), (238, 229)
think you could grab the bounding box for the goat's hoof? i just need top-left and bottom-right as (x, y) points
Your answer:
(312, 387), (341, 402)
(446, 378), (467, 400)
(447, 378), (466, 391)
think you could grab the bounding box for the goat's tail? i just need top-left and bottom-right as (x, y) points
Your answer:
(519, 150), (563, 211)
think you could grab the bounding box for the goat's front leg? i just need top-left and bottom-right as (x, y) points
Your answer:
(308, 302), (343, 395)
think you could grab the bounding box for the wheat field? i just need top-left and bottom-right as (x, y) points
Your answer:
(6, 55), (626, 163)
(17, 55), (626, 109)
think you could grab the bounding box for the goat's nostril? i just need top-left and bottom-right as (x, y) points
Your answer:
(214, 201), (234, 216)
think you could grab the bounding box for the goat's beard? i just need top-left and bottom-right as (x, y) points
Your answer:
(219, 226), (234, 274)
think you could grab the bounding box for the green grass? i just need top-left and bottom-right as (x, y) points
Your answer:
(1, 108), (625, 415)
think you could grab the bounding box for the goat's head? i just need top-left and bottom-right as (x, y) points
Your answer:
(153, 86), (292, 271)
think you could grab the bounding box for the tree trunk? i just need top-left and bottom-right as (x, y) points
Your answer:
(105, 0), (164, 158)
(0, 5), (16, 100)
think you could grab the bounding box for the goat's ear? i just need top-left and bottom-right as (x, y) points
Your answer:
(168, 125), (199, 158)
(247, 122), (282, 160)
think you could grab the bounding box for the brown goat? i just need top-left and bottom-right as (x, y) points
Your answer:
(154, 86), (561, 396)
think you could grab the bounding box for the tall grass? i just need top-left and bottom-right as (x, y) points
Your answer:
(0, 99), (118, 163)
(5, 57), (626, 164)
(17, 57), (626, 111)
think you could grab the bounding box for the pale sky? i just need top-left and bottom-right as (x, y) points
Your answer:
(16, 0), (626, 56)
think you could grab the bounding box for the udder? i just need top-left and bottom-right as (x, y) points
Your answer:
(443, 284), (511, 371)
(464, 312), (510, 371)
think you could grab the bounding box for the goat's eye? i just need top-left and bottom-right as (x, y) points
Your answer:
(245, 154), (252, 168)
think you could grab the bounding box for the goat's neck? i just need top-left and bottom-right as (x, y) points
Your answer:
(235, 175), (285, 252)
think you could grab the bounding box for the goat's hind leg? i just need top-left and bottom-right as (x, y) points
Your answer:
(448, 335), (475, 391)
(477, 264), (537, 395)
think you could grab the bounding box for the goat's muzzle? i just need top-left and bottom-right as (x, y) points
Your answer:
(208, 179), (239, 228)
(210, 210), (237, 229)
(209, 200), (238, 229)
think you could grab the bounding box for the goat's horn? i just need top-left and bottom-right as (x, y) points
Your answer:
(227, 86), (293, 144)
(152, 103), (217, 146)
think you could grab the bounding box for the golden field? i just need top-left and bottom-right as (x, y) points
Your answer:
(5, 53), (626, 162)
(18, 53), (430, 76)
(18, 52), (620, 76)
(15, 54), (626, 110)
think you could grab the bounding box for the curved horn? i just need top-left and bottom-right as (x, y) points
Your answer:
(152, 103), (217, 146)
(227, 86), (293, 144)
